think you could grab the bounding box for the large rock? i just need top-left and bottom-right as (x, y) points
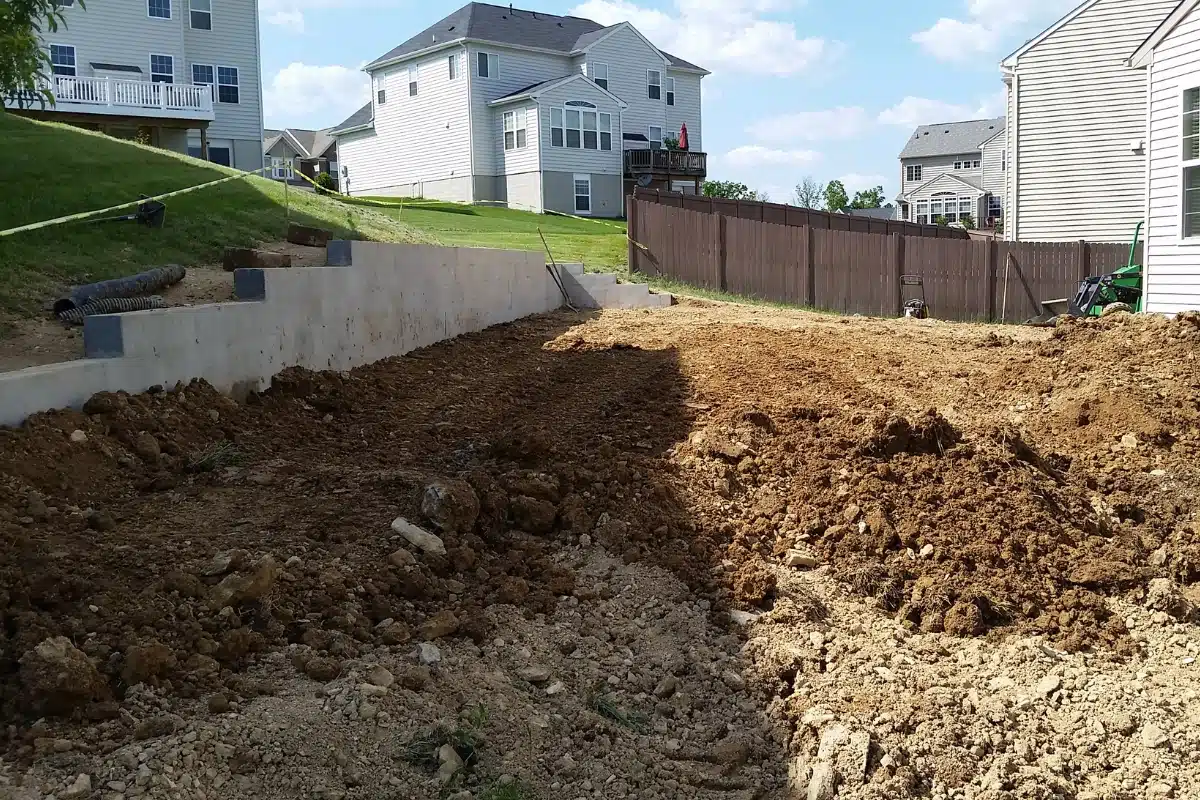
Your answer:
(286, 223), (332, 248)
(420, 479), (480, 535)
(122, 641), (177, 685)
(20, 637), (107, 714)
(208, 556), (279, 610)
(419, 610), (461, 640)
(510, 495), (557, 534)
(391, 517), (446, 555)
(222, 247), (291, 271)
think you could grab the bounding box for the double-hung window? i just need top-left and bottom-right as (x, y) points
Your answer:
(448, 54), (459, 81)
(647, 69), (661, 100)
(915, 200), (929, 225)
(564, 108), (581, 148)
(477, 51), (498, 79)
(271, 156), (293, 180)
(591, 62), (608, 90)
(148, 0), (171, 18)
(574, 174), (591, 214)
(150, 54), (174, 83)
(503, 109), (527, 151)
(408, 64), (418, 96)
(216, 66), (239, 103)
(190, 0), (211, 29)
(599, 113), (611, 151)
(666, 76), (675, 106)
(648, 125), (662, 150)
(550, 107), (564, 147)
(49, 44), (76, 76)
(906, 164), (922, 182)
(1183, 85), (1200, 238)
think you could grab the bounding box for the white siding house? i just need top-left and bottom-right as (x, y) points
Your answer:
(896, 118), (1005, 228)
(1001, 0), (1178, 242)
(4, 0), (263, 171)
(1130, 0), (1200, 313)
(331, 2), (709, 216)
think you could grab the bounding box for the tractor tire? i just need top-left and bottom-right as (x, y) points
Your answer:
(1100, 302), (1134, 316)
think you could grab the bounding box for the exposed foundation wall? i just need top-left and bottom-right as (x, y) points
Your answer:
(0, 243), (563, 427)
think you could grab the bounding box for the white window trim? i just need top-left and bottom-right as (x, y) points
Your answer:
(1180, 79), (1200, 242)
(599, 112), (612, 152)
(49, 43), (76, 77)
(189, 0), (211, 29)
(408, 64), (418, 96)
(448, 53), (459, 81)
(149, 53), (174, 83)
(550, 106), (564, 148)
(270, 156), (294, 180)
(647, 69), (661, 100)
(591, 62), (608, 90)
(503, 108), (528, 151)
(216, 65), (239, 104)
(477, 51), (498, 79)
(906, 164), (922, 182)
(552, 103), (606, 150)
(666, 76), (675, 106)
(573, 173), (592, 216)
(648, 125), (662, 150)
(147, 0), (171, 19)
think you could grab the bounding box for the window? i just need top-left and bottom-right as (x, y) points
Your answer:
(271, 156), (293, 180)
(958, 197), (973, 220)
(1002, 151), (1007, 171)
(54, 0), (74, 6)
(408, 64), (418, 96)
(915, 200), (929, 225)
(49, 44), (75, 77)
(448, 54), (459, 81)
(987, 195), (1002, 220)
(591, 62), (608, 91)
(906, 164), (922, 182)
(599, 112), (611, 151)
(503, 109), (527, 150)
(190, 0), (210, 29)
(1184, 86), (1200, 238)
(150, 54), (173, 83)
(208, 146), (231, 166)
(954, 161), (962, 170)
(582, 110), (597, 149)
(192, 63), (214, 86)
(647, 69), (661, 100)
(973, 159), (981, 169)
(574, 174), (591, 214)
(216, 66), (238, 103)
(649, 125), (662, 150)
(564, 108), (581, 148)
(477, 51), (498, 79)
(550, 107), (564, 147)
(666, 76), (675, 106)
(148, 0), (171, 18)
(377, 88), (386, 104)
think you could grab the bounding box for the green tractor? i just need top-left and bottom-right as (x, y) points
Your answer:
(1032, 222), (1143, 322)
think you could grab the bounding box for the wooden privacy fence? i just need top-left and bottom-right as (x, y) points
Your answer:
(628, 197), (1140, 322)
(633, 187), (969, 239)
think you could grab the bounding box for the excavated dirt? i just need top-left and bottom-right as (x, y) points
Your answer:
(1, 302), (1199, 799)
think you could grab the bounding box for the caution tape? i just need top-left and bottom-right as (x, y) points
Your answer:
(0, 166), (269, 238)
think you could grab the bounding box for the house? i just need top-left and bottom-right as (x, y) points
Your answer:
(1001, 0), (1178, 242)
(329, 2), (708, 216)
(839, 206), (898, 221)
(896, 118), (1005, 229)
(2, 0), (263, 171)
(1129, 0), (1200, 313)
(264, 128), (339, 188)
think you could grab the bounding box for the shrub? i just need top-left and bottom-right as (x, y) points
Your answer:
(314, 171), (336, 195)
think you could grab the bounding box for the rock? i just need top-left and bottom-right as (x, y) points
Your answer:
(380, 621), (411, 645)
(222, 247), (291, 271)
(710, 737), (751, 766)
(202, 550), (247, 577)
(436, 743), (464, 784)
(419, 610), (460, 640)
(305, 657), (341, 682)
(545, 681), (566, 696)
(61, 773), (91, 800)
(691, 430), (750, 461)
(653, 677), (678, 699)
(1109, 712), (1137, 736)
(517, 666), (551, 684)
(943, 600), (984, 636)
(82, 392), (123, 415)
(390, 517), (446, 555)
(721, 670), (746, 691)
(421, 479), (480, 534)
(207, 694), (231, 714)
(388, 549), (416, 568)
(918, 544), (935, 558)
(497, 576), (529, 605)
(133, 715), (179, 740)
(503, 471), (562, 502)
(400, 666), (431, 690)
(1146, 578), (1193, 619)
(69, 429), (88, 443)
(510, 495), (557, 534)
(26, 493), (49, 521)
(1121, 433), (1139, 449)
(286, 223), (333, 248)
(1036, 675), (1062, 698)
(418, 642), (442, 665)
(807, 761), (837, 800)
(729, 610), (761, 626)
(122, 641), (176, 685)
(366, 665), (394, 688)
(87, 511), (116, 532)
(19, 636), (107, 714)
(1141, 723), (1170, 749)
(784, 549), (819, 568)
(131, 432), (161, 462)
(208, 556), (279, 610)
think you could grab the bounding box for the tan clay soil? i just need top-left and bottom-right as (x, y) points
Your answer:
(1, 301), (1199, 800)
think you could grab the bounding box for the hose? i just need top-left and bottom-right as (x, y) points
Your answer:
(53, 265), (186, 314)
(56, 295), (167, 325)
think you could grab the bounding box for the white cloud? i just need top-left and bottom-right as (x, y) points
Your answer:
(744, 106), (869, 144)
(264, 63), (369, 130)
(911, 0), (1078, 61)
(877, 95), (1000, 128)
(838, 173), (887, 193)
(724, 145), (820, 167)
(260, 0), (390, 33)
(570, 0), (838, 77)
(266, 10), (305, 32)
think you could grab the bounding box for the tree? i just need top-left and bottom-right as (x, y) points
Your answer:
(702, 180), (758, 200)
(823, 180), (849, 213)
(848, 186), (886, 209)
(794, 176), (822, 209)
(753, 190), (770, 203)
(0, 0), (81, 108)
(960, 214), (977, 230)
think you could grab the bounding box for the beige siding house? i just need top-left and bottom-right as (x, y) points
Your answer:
(331, 2), (709, 216)
(896, 118), (1005, 228)
(1130, 0), (1200, 313)
(4, 0), (263, 171)
(1001, 0), (1178, 242)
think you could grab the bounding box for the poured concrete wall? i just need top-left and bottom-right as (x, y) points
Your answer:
(0, 242), (562, 427)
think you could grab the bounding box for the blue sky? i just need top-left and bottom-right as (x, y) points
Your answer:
(259, 0), (1080, 203)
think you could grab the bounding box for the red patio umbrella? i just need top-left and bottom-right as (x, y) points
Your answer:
(678, 123), (689, 151)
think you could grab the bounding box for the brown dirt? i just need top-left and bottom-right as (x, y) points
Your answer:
(1, 302), (1198, 781)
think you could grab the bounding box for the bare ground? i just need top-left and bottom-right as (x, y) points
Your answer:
(1, 300), (1199, 800)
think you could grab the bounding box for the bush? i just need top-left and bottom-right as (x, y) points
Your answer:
(314, 171), (336, 195)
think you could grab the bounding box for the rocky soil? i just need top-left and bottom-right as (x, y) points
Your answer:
(1, 302), (1199, 800)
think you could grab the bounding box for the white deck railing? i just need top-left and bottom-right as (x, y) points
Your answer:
(32, 75), (215, 118)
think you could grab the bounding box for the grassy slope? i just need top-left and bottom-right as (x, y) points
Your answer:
(359, 199), (628, 270)
(0, 114), (428, 315)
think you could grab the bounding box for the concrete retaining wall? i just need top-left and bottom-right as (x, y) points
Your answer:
(0, 242), (562, 426)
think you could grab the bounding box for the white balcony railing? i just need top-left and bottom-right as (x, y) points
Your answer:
(7, 75), (216, 121)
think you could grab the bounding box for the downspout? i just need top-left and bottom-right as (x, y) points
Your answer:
(254, 0), (265, 169)
(536, 100), (544, 213)
(1141, 57), (1154, 309)
(1011, 71), (1020, 242)
(464, 43), (475, 202)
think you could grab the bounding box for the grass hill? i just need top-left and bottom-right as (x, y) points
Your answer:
(0, 114), (428, 316)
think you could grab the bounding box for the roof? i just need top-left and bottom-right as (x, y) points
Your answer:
(90, 62), (142, 73)
(262, 128), (338, 157)
(330, 103), (374, 135)
(1130, 0), (1199, 67)
(898, 117), (1005, 159)
(900, 172), (984, 200)
(840, 206), (896, 220)
(1002, 0), (1096, 67)
(488, 73), (628, 108)
(364, 2), (706, 72)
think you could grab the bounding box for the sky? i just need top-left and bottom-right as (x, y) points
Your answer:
(259, 0), (1082, 203)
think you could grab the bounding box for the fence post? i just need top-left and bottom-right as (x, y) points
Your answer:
(891, 233), (906, 316)
(1077, 239), (1090, 280)
(805, 225), (816, 307)
(627, 194), (639, 274)
(718, 214), (728, 292)
(986, 239), (998, 322)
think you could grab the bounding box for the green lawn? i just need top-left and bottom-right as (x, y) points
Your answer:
(357, 199), (629, 270)
(0, 114), (429, 316)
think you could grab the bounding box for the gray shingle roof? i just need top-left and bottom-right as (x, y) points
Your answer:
(898, 117), (1005, 159)
(330, 103), (373, 135)
(364, 2), (705, 72)
(841, 206), (897, 220)
(493, 76), (573, 101)
(265, 128), (338, 156)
